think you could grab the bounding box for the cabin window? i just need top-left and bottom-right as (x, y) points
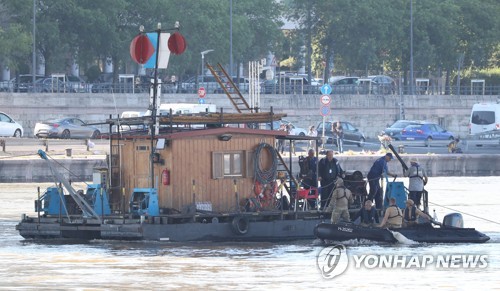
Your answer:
(212, 151), (244, 178)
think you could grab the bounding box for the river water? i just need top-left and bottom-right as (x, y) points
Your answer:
(1, 177), (499, 290)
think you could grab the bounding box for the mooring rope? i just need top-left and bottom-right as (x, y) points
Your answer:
(428, 201), (500, 226)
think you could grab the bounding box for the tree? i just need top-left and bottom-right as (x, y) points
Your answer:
(0, 1), (34, 73)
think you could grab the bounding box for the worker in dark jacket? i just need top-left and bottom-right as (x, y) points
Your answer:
(354, 199), (380, 227)
(318, 150), (344, 210)
(367, 153), (396, 209)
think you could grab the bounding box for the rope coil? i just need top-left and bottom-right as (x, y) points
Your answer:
(253, 143), (277, 185)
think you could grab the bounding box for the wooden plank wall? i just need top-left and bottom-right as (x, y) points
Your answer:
(168, 134), (275, 212)
(121, 134), (275, 213)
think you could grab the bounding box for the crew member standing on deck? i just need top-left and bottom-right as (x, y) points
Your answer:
(367, 153), (396, 209)
(318, 150), (344, 210)
(328, 178), (353, 224)
(403, 158), (428, 208)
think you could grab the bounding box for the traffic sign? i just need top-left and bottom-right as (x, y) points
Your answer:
(198, 98), (205, 104)
(320, 84), (332, 95)
(320, 95), (331, 105)
(198, 87), (206, 98)
(320, 105), (331, 116)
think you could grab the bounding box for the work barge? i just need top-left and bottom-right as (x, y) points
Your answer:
(17, 108), (344, 242)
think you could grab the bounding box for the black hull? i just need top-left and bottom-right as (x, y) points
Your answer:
(314, 222), (490, 244)
(16, 213), (330, 242)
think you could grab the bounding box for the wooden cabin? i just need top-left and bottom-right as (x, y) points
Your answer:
(107, 113), (289, 214)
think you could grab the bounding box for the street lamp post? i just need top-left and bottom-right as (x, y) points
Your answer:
(32, 0), (36, 92)
(409, 0), (414, 95)
(201, 49), (214, 89)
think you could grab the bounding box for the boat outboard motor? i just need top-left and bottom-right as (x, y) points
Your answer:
(442, 213), (464, 228)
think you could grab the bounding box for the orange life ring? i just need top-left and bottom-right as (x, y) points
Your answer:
(254, 181), (263, 196)
(254, 180), (278, 197)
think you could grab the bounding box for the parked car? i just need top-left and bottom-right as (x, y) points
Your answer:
(310, 78), (324, 86)
(67, 75), (87, 93)
(469, 103), (500, 135)
(316, 121), (365, 147)
(214, 77), (250, 93)
(400, 123), (454, 146)
(180, 75), (221, 93)
(30, 78), (66, 93)
(47, 74), (85, 93)
(260, 79), (280, 94)
(34, 117), (100, 139)
(261, 76), (312, 94)
(328, 76), (360, 94)
(0, 112), (23, 137)
(11, 74), (45, 92)
(368, 75), (397, 94)
(383, 120), (421, 140)
(91, 82), (114, 93)
(0, 79), (13, 92)
(91, 73), (114, 93)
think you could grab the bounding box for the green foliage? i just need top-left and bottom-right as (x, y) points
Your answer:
(288, 0), (500, 81)
(461, 68), (500, 86)
(1, 0), (499, 83)
(85, 65), (102, 83)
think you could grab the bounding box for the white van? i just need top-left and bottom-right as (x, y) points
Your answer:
(117, 111), (146, 131)
(469, 103), (500, 135)
(121, 111), (145, 118)
(145, 103), (217, 117)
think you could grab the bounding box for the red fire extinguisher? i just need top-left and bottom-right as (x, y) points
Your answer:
(162, 169), (170, 185)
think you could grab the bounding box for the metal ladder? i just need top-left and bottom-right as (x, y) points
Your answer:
(206, 62), (252, 113)
(275, 149), (301, 202)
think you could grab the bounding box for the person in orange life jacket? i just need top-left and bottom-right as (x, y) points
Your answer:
(403, 199), (432, 227)
(403, 158), (428, 208)
(367, 153), (396, 210)
(379, 197), (402, 228)
(354, 199), (380, 227)
(318, 150), (345, 210)
(326, 178), (353, 224)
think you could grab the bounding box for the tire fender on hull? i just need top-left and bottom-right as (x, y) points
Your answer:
(231, 216), (249, 235)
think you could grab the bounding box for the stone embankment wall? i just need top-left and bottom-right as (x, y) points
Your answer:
(1, 92), (498, 139)
(1, 154), (499, 183)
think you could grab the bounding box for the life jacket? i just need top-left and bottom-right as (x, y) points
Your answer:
(404, 205), (417, 222)
(299, 156), (316, 178)
(387, 205), (403, 226)
(335, 186), (348, 200)
(409, 165), (423, 180)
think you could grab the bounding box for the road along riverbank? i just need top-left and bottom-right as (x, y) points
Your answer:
(2, 92), (499, 139)
(1, 152), (498, 182)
